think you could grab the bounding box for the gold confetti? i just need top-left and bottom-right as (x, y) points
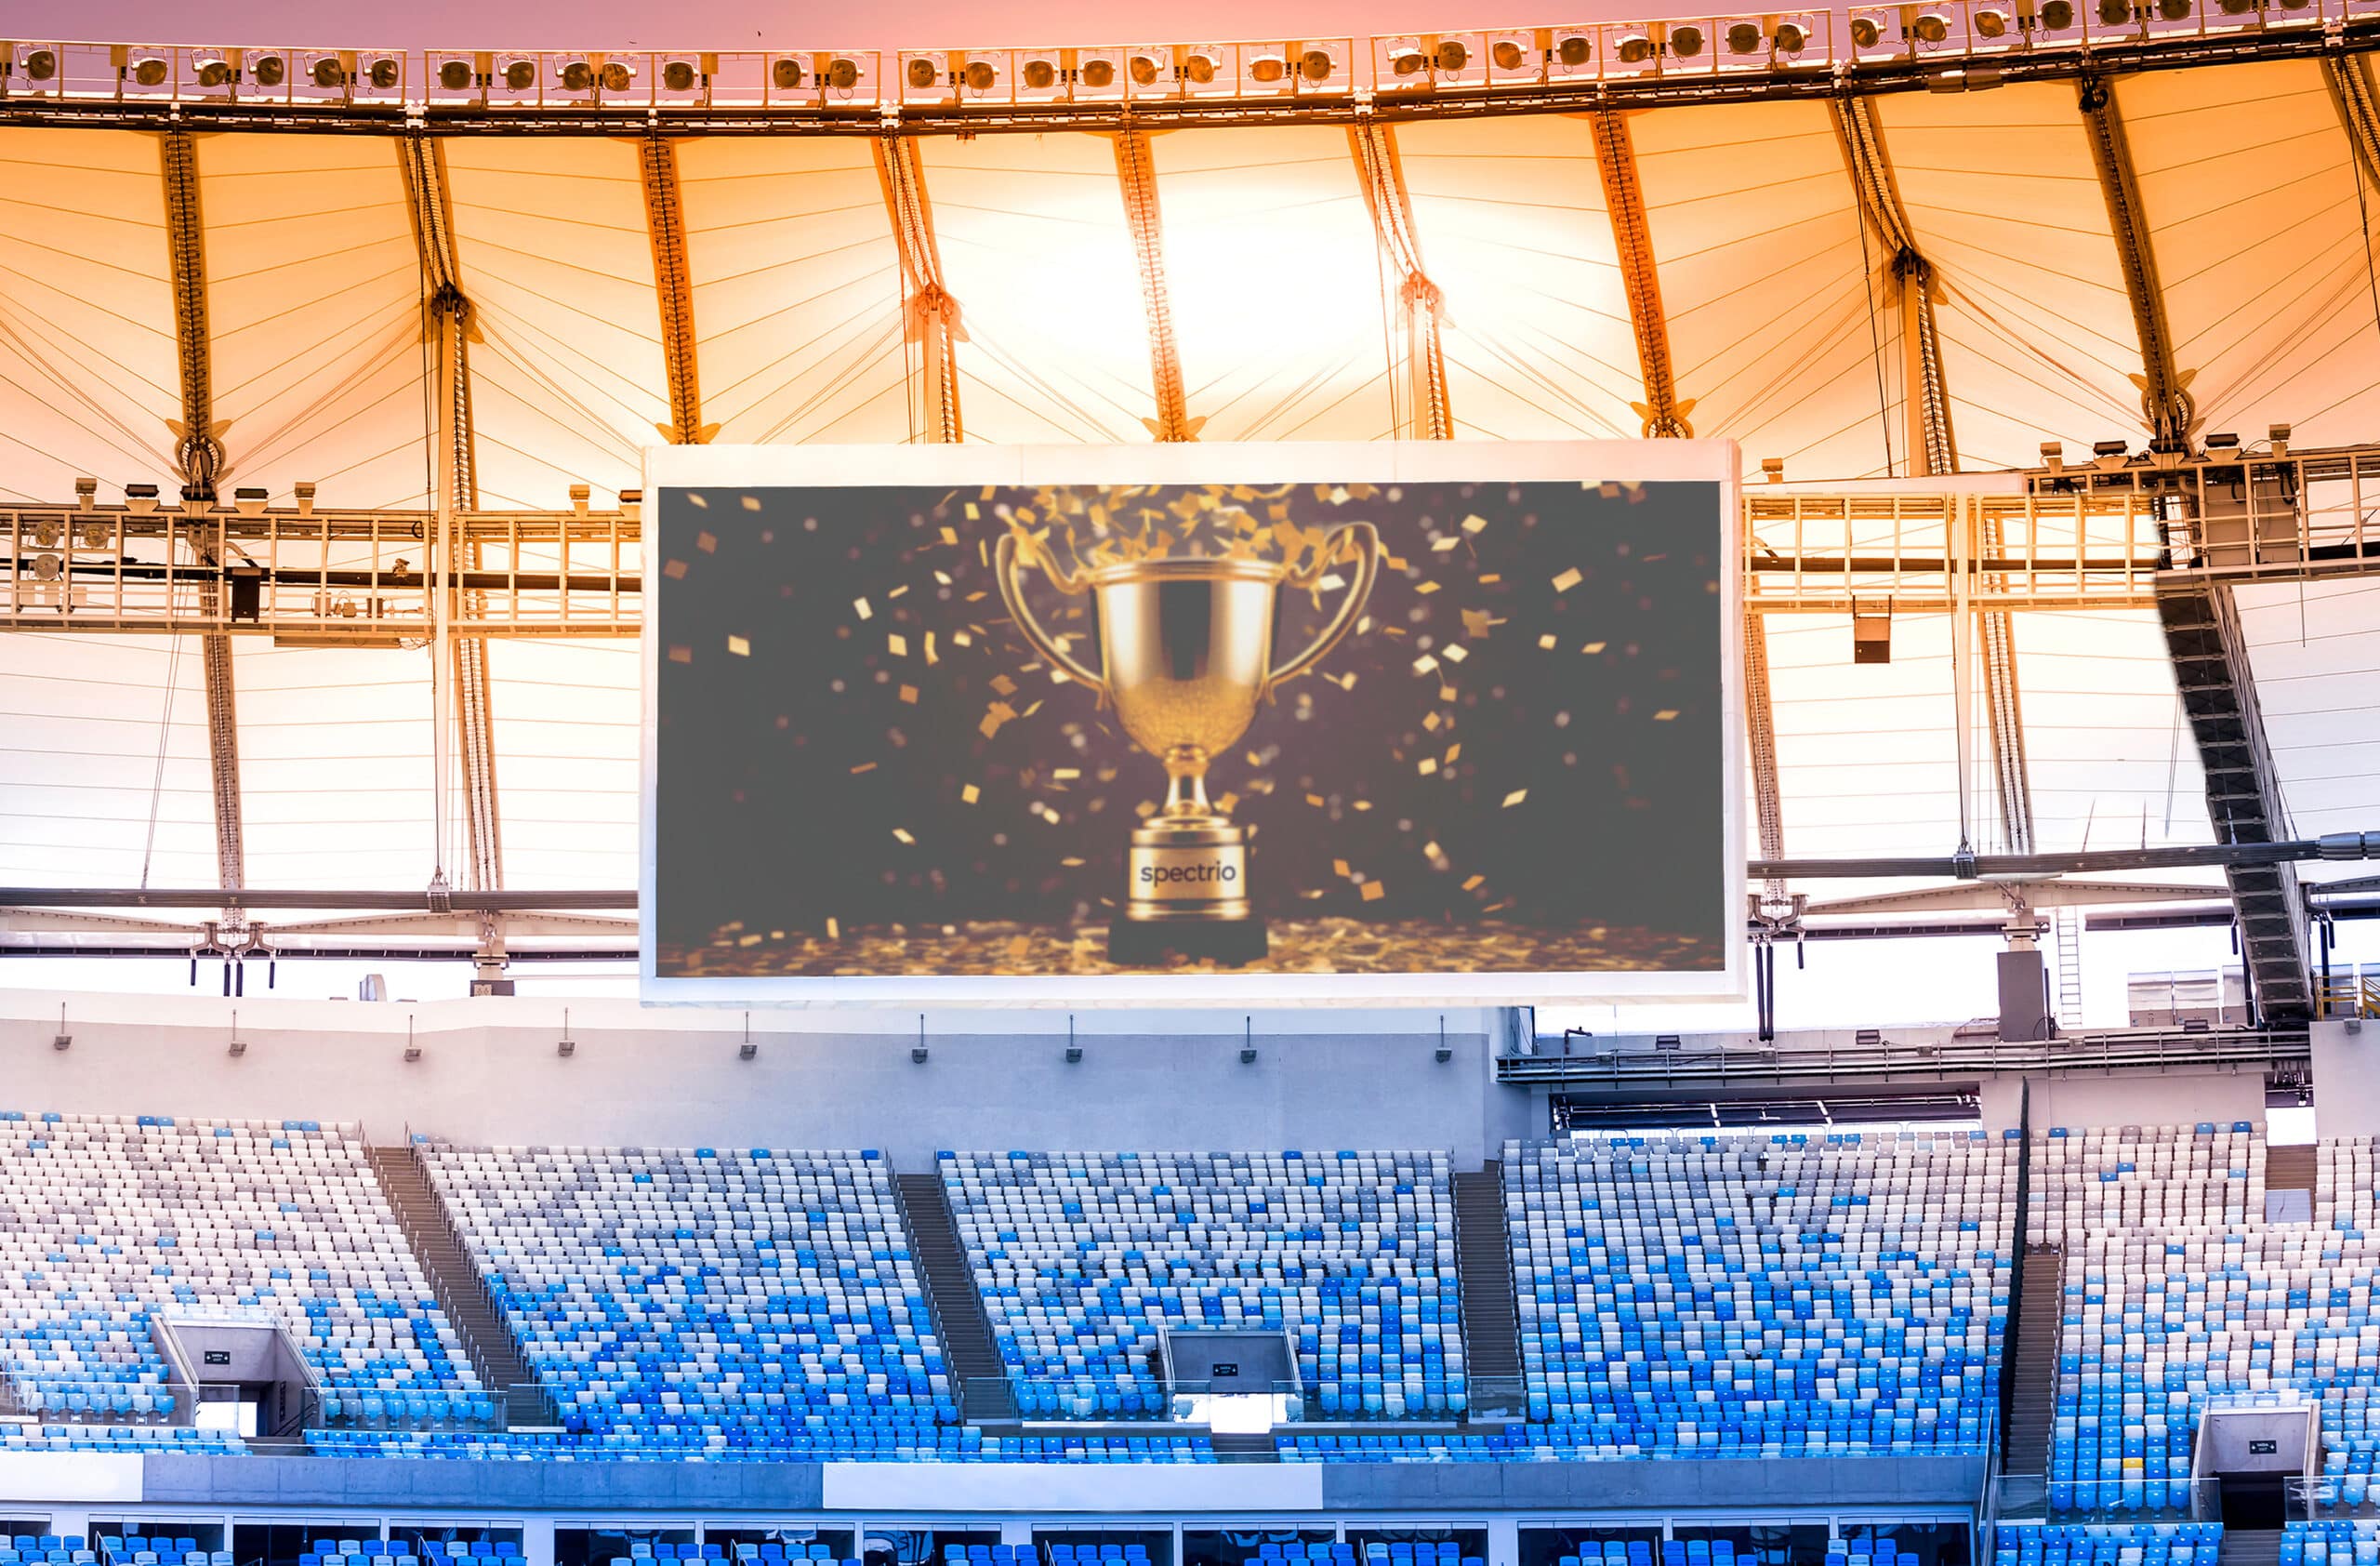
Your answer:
(1061, 856), (1086, 868)
(1352, 800), (1372, 812)
(1214, 791), (1238, 814)
(980, 702), (1016, 738)
(1442, 644), (1469, 664)
(697, 530), (720, 551)
(1423, 712), (1442, 732)
(1501, 789), (1528, 808)
(1418, 758), (1438, 776)
(739, 933), (762, 947)
(1461, 513), (1488, 534)
(1333, 858), (1352, 878)
(1462, 874), (1487, 892)
(1414, 582), (1441, 596)
(826, 917), (840, 940)
(663, 560), (689, 579)
(1654, 709), (1680, 721)
(727, 635), (750, 657)
(961, 784), (981, 804)
(1412, 654), (1439, 675)
(892, 828), (915, 844)
(738, 497), (760, 512)
(1432, 537), (1461, 553)
(668, 645), (693, 664)
(1553, 567), (1584, 592)
(924, 632), (939, 665)
(1446, 743), (1462, 763)
(850, 763), (877, 775)
(854, 597), (872, 620)
(941, 526), (959, 545)
(899, 685), (919, 704)
(989, 674), (1018, 697)
(1479, 574), (1502, 584)
(1461, 609), (1500, 638)
(1360, 881), (1386, 902)
(1052, 767), (1081, 781)
(1305, 793), (1327, 807)
(888, 633), (908, 657)
(889, 585), (909, 599)
(1581, 641), (1607, 654)
(686, 493), (708, 509)
(1539, 634), (1558, 650)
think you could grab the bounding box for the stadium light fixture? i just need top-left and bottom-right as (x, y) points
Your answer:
(2039, 0), (2078, 26)
(1761, 458), (1786, 483)
(558, 58), (594, 91)
(250, 52), (285, 86)
(1247, 48), (1287, 83)
(1022, 57), (1057, 90)
(1775, 20), (1812, 50)
(311, 55), (346, 88)
(906, 56), (941, 89)
(1554, 33), (1593, 66)
(1065, 1045), (1084, 1063)
(1128, 51), (1165, 86)
(1183, 47), (1221, 84)
(20, 46), (60, 83)
(365, 55), (401, 90)
(826, 56), (862, 91)
(665, 59), (702, 91)
(1491, 38), (1528, 69)
(1973, 8), (2013, 35)
(961, 58), (998, 92)
(1239, 1046), (1259, 1064)
(436, 58), (473, 91)
(2215, 0), (2255, 13)
(74, 477), (98, 510)
(499, 57), (536, 91)
(232, 486), (269, 517)
(2097, 0), (2133, 24)
(740, 1042), (760, 1061)
(1667, 24), (1705, 57)
(1435, 1046), (1454, 1063)
(598, 60), (633, 92)
(1912, 11), (1951, 42)
(1435, 38), (1471, 70)
(1081, 57), (1117, 87)
(1616, 33), (1656, 62)
(1848, 16), (1885, 46)
(129, 54), (169, 87)
(194, 55), (233, 88)
(1388, 42), (1429, 74)
(125, 483), (160, 515)
(1727, 22), (1765, 53)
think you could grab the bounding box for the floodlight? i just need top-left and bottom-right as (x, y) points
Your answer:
(1616, 33), (1656, 62)
(556, 1039), (575, 1057)
(1301, 47), (1334, 81)
(437, 58), (473, 91)
(1554, 33), (1593, 65)
(1849, 16), (1884, 46)
(910, 1045), (929, 1064)
(1389, 42), (1429, 74)
(666, 59), (702, 91)
(743, 1042), (760, 1061)
(249, 53), (284, 86)
(2215, 0), (2254, 14)
(1128, 52), (1164, 86)
(1776, 20), (1812, 48)
(961, 59), (997, 91)
(125, 483), (161, 515)
(194, 56), (232, 87)
(1081, 57), (1116, 86)
(311, 56), (346, 88)
(500, 58), (535, 90)
(1022, 57), (1057, 89)
(1435, 38), (1470, 70)
(1913, 11), (1951, 41)
(130, 55), (169, 86)
(2097, 0), (2132, 23)
(558, 59), (594, 91)
(1183, 48), (1219, 84)
(1974, 8), (2013, 35)
(1492, 38), (1529, 69)
(1668, 24), (1705, 56)
(1248, 51), (1286, 84)
(826, 56), (861, 90)
(366, 56), (400, 90)
(599, 60), (633, 92)
(2157, 0), (2191, 18)
(23, 47), (58, 82)
(232, 486), (269, 517)
(1727, 22), (1765, 53)
(1239, 1047), (1258, 1064)
(906, 56), (939, 89)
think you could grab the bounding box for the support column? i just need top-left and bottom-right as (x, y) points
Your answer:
(1836, 94), (2034, 851)
(160, 126), (244, 894)
(873, 133), (965, 444)
(1348, 120), (1452, 440)
(401, 133), (503, 894)
(1589, 106), (1693, 438)
(1743, 606), (1787, 913)
(2078, 75), (2196, 453)
(639, 134), (716, 446)
(1111, 126), (1203, 442)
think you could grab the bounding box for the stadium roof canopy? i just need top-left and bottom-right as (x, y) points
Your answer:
(1, 20), (2378, 984)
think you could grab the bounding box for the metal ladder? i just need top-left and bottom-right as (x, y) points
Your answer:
(2053, 906), (2085, 1027)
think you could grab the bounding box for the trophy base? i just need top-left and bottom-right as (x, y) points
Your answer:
(1107, 916), (1270, 968)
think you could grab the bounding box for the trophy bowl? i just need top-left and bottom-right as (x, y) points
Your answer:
(998, 521), (1380, 964)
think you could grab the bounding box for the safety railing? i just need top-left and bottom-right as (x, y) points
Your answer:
(1988, 1475), (2220, 1524)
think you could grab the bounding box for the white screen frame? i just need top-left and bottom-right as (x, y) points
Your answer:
(641, 439), (1744, 1007)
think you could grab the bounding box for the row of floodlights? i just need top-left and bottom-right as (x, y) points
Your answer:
(1, 2), (2359, 110)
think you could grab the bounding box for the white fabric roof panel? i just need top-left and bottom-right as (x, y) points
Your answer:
(2235, 577), (2380, 841)
(441, 138), (672, 509)
(1393, 113), (1643, 442)
(2003, 608), (2212, 856)
(917, 131), (1157, 444)
(198, 134), (431, 511)
(674, 136), (910, 446)
(483, 638), (640, 890)
(0, 128), (181, 506)
(1633, 99), (1896, 482)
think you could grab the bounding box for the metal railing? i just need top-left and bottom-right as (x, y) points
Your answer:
(1499, 1023), (2313, 1084)
(967, 1374), (1498, 1425)
(1989, 1476), (2220, 1524)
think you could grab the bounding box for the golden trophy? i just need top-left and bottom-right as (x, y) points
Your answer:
(998, 522), (1381, 964)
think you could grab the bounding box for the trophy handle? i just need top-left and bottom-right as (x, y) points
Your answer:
(1265, 520), (1381, 697)
(995, 532), (1108, 701)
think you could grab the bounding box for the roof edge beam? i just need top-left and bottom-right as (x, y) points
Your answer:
(873, 133), (965, 444)
(1590, 106), (1693, 438)
(1111, 127), (1200, 441)
(1349, 121), (1452, 440)
(640, 135), (714, 446)
(2078, 74), (2196, 453)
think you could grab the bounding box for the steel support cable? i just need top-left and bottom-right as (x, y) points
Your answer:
(1350, 121), (1452, 440)
(872, 133), (963, 444)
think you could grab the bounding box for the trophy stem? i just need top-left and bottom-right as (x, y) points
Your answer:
(1161, 747), (1216, 820)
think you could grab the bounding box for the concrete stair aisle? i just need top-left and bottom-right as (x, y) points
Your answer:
(894, 1171), (1017, 1425)
(2217, 1532), (2281, 1566)
(2005, 1243), (2066, 1474)
(366, 1144), (547, 1426)
(1210, 1431), (1280, 1463)
(1453, 1161), (1524, 1417)
(2267, 1144), (2318, 1222)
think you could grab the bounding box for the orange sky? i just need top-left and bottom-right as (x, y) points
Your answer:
(46, 0), (1649, 50)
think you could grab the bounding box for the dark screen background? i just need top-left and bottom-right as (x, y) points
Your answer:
(653, 478), (1727, 970)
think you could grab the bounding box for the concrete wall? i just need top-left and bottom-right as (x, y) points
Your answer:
(0, 992), (1507, 1168)
(2311, 1020), (2376, 1138)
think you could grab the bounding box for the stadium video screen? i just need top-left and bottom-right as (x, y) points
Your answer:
(641, 445), (1741, 1002)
